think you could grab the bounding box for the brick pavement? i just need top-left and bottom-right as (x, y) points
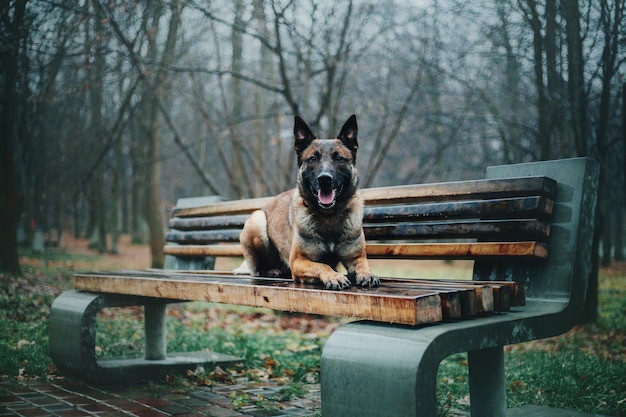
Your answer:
(2, 377), (612, 417)
(0, 377), (320, 417)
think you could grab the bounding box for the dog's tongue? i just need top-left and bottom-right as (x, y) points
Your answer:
(318, 189), (336, 206)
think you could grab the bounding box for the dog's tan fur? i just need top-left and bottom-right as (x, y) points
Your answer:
(238, 116), (379, 290)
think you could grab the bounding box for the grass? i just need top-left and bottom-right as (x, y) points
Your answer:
(0, 241), (625, 416)
(94, 303), (331, 384)
(435, 268), (626, 416)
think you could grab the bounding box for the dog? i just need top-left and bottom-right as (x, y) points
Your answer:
(238, 115), (380, 290)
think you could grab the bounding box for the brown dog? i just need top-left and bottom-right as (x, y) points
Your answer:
(238, 115), (379, 290)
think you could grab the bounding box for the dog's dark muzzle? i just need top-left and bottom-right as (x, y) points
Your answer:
(315, 174), (338, 209)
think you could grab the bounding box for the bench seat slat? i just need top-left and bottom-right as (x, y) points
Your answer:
(381, 279), (517, 312)
(73, 271), (524, 325)
(134, 269), (526, 312)
(143, 270), (524, 312)
(151, 269), (524, 312)
(162, 241), (548, 259)
(73, 271), (444, 326)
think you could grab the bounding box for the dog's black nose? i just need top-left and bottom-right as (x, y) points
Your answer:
(317, 174), (333, 187)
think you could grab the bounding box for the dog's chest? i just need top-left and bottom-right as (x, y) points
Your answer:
(296, 210), (361, 253)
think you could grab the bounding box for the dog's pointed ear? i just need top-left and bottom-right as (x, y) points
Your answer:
(337, 114), (358, 159)
(294, 116), (316, 163)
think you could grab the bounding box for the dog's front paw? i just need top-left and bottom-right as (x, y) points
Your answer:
(322, 274), (351, 290)
(355, 273), (380, 288)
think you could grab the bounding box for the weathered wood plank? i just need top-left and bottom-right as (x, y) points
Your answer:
(169, 196), (554, 232)
(151, 269), (524, 311)
(386, 279), (495, 313)
(173, 177), (556, 218)
(164, 244), (243, 257)
(364, 219), (551, 241)
(377, 281), (475, 317)
(174, 197), (272, 218)
(387, 278), (524, 310)
(380, 279), (495, 313)
(365, 242), (548, 259)
(162, 242), (548, 260)
(361, 177), (556, 205)
(363, 196), (553, 222)
(165, 221), (551, 245)
(168, 214), (249, 231)
(73, 271), (444, 326)
(165, 229), (241, 244)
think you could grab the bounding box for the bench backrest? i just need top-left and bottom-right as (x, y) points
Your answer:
(165, 176), (555, 263)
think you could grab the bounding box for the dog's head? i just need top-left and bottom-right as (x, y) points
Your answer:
(294, 115), (359, 211)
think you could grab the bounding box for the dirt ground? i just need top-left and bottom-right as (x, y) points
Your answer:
(31, 233), (153, 271)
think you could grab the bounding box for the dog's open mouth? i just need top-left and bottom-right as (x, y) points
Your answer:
(317, 188), (337, 208)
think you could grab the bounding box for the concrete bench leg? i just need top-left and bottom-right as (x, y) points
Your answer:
(144, 303), (167, 360)
(321, 322), (507, 417)
(321, 322), (440, 416)
(469, 346), (506, 417)
(49, 290), (243, 384)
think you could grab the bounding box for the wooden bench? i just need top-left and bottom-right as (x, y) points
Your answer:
(49, 157), (599, 416)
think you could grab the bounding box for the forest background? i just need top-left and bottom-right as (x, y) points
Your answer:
(1, 0), (625, 322)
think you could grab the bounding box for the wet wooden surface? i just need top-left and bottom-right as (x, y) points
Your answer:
(73, 270), (524, 326)
(163, 241), (548, 260)
(173, 177), (556, 217)
(169, 195), (553, 230)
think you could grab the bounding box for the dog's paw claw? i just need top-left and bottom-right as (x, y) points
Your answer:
(357, 274), (380, 288)
(324, 275), (351, 290)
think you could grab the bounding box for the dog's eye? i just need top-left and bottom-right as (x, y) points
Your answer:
(308, 154), (319, 162)
(334, 153), (345, 162)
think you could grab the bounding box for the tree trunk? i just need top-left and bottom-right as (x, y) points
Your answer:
(142, 3), (165, 268)
(561, 0), (599, 323)
(110, 132), (122, 255)
(253, 0), (275, 196)
(561, 0), (588, 157)
(229, 0), (249, 198)
(143, 1), (184, 268)
(525, 0), (551, 160)
(87, 0), (107, 253)
(614, 204), (624, 261)
(544, 0), (564, 155)
(146, 99), (165, 268)
(0, 0), (27, 274)
(88, 171), (107, 253)
(495, 1), (523, 163)
(621, 83), (626, 262)
(131, 118), (149, 244)
(601, 205), (612, 266)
